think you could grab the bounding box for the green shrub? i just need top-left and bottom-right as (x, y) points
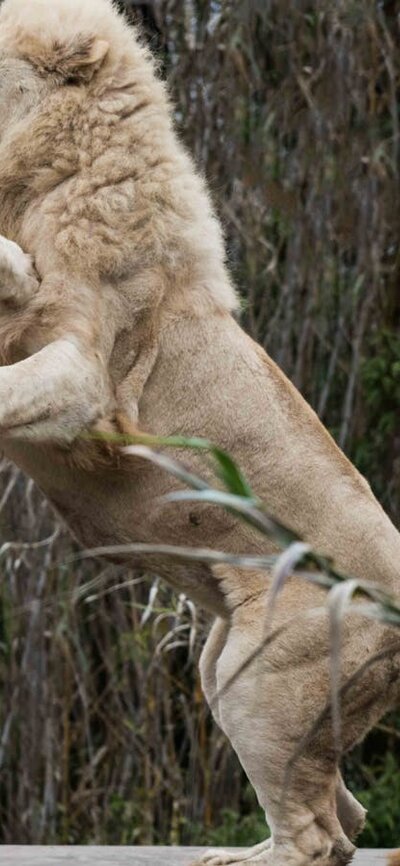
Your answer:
(353, 752), (400, 848)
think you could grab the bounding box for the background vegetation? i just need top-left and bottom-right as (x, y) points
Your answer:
(0, 0), (399, 848)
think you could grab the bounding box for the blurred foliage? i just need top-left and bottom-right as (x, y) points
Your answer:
(354, 331), (400, 511)
(1, 0), (400, 850)
(352, 749), (400, 847)
(187, 798), (268, 848)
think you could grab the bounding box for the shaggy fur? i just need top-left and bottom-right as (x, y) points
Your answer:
(0, 1), (399, 863)
(0, 0), (236, 438)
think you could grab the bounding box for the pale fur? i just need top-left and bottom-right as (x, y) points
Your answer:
(0, 2), (399, 864)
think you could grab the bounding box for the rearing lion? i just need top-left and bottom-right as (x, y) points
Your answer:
(0, 1), (399, 864)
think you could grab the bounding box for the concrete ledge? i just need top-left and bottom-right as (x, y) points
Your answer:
(0, 847), (395, 865)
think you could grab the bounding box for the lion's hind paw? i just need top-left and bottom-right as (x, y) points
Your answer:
(191, 840), (272, 866)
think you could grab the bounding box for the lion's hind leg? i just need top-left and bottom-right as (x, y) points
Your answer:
(208, 620), (355, 866)
(198, 617), (272, 866)
(335, 774), (366, 842)
(195, 567), (361, 866)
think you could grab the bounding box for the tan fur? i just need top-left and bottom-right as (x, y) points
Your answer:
(0, 1), (399, 863)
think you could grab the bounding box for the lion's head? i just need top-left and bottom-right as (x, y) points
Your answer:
(0, 0), (119, 142)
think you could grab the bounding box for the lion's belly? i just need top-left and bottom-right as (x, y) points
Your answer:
(1, 439), (140, 542)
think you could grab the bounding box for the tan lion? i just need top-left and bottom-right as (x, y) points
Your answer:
(0, 1), (399, 863)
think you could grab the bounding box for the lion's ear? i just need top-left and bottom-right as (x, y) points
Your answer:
(50, 36), (110, 82)
(84, 39), (110, 68)
(26, 35), (110, 83)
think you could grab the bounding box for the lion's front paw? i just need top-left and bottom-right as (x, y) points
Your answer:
(0, 235), (38, 304)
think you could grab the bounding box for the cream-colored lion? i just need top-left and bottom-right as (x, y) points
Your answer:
(0, 1), (399, 863)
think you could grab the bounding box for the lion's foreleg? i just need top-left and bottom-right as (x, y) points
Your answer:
(116, 336), (159, 426)
(0, 235), (39, 306)
(0, 337), (114, 443)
